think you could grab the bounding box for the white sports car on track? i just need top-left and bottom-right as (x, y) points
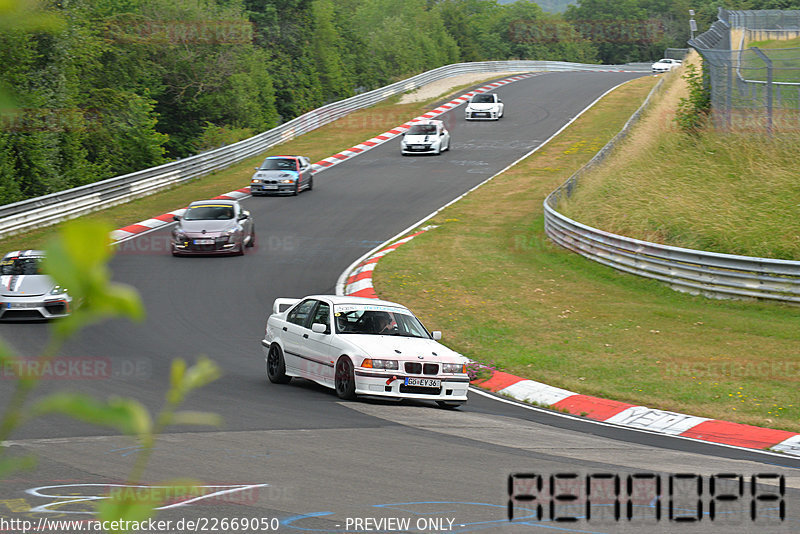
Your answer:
(0, 250), (72, 320)
(651, 58), (682, 73)
(262, 295), (470, 408)
(400, 120), (450, 155)
(464, 93), (504, 120)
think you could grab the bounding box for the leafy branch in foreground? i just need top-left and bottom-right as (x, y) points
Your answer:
(0, 219), (222, 531)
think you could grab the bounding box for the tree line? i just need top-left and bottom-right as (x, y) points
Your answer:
(0, 0), (796, 206)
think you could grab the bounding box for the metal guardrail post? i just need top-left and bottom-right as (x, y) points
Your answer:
(751, 47), (773, 134)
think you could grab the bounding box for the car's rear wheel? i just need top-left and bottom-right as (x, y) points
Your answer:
(267, 344), (291, 384)
(335, 357), (356, 400)
(436, 401), (463, 410)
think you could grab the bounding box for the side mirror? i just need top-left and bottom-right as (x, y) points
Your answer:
(173, 215), (181, 221)
(311, 323), (327, 334)
(432, 331), (442, 340)
(239, 211), (249, 220)
(254, 167), (259, 170)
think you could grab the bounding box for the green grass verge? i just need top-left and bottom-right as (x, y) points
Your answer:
(0, 75), (504, 252)
(558, 65), (800, 260)
(372, 74), (800, 432)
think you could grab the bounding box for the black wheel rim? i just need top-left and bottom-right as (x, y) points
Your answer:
(336, 361), (350, 393)
(268, 347), (279, 376)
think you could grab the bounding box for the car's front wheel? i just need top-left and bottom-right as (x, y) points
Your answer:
(267, 344), (291, 384)
(335, 357), (356, 400)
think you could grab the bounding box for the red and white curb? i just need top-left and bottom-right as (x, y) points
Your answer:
(342, 226), (436, 298)
(473, 371), (800, 456)
(108, 73), (540, 243)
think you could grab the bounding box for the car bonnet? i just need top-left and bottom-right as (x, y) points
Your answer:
(340, 334), (465, 363)
(0, 274), (55, 297)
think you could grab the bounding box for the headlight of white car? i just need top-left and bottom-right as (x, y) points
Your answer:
(362, 358), (399, 370)
(50, 286), (68, 295)
(279, 179), (294, 184)
(442, 363), (466, 373)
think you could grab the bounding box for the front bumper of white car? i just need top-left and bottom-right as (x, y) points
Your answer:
(465, 108), (500, 120)
(401, 141), (442, 154)
(0, 296), (71, 320)
(354, 368), (469, 401)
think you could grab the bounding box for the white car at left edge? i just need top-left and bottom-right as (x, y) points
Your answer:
(0, 250), (72, 320)
(261, 295), (470, 408)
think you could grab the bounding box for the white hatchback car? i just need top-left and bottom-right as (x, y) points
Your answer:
(400, 120), (450, 155)
(651, 58), (682, 73)
(262, 295), (469, 408)
(465, 93), (504, 120)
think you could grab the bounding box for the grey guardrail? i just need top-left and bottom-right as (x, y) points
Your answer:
(543, 77), (800, 303)
(0, 60), (647, 239)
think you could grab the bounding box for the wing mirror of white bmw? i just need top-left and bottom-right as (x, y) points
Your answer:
(311, 323), (327, 334)
(432, 331), (442, 340)
(173, 215), (181, 221)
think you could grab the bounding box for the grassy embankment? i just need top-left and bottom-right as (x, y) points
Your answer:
(373, 68), (800, 433)
(0, 75), (504, 252)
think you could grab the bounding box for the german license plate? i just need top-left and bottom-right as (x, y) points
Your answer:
(263, 185), (278, 190)
(405, 377), (440, 388)
(7, 302), (38, 309)
(193, 239), (214, 245)
(412, 145), (424, 150)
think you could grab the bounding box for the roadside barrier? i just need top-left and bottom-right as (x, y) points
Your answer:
(0, 60), (646, 239)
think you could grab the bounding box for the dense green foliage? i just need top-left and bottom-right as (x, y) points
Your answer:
(2, 0), (799, 206)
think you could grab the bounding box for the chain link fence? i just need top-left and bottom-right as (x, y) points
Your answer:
(690, 8), (800, 132)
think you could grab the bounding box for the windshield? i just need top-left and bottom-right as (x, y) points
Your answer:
(334, 305), (430, 338)
(0, 256), (44, 275)
(471, 94), (494, 103)
(183, 205), (234, 221)
(406, 124), (437, 135)
(259, 158), (297, 171)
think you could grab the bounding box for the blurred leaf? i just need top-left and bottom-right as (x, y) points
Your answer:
(168, 411), (222, 428)
(168, 357), (220, 404)
(169, 359), (187, 394)
(43, 220), (144, 339)
(31, 393), (152, 440)
(95, 490), (156, 533)
(182, 357), (221, 394)
(0, 454), (36, 479)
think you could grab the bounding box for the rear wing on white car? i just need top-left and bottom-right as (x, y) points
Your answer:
(272, 298), (300, 315)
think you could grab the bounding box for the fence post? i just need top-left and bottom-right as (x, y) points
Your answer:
(751, 47), (773, 135)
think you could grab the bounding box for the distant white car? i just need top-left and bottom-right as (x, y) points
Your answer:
(465, 92), (504, 120)
(262, 295), (469, 408)
(400, 119), (450, 155)
(651, 58), (682, 73)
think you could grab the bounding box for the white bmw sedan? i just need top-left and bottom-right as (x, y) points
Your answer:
(262, 295), (469, 408)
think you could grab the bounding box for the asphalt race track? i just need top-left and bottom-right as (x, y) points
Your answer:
(1, 72), (798, 533)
